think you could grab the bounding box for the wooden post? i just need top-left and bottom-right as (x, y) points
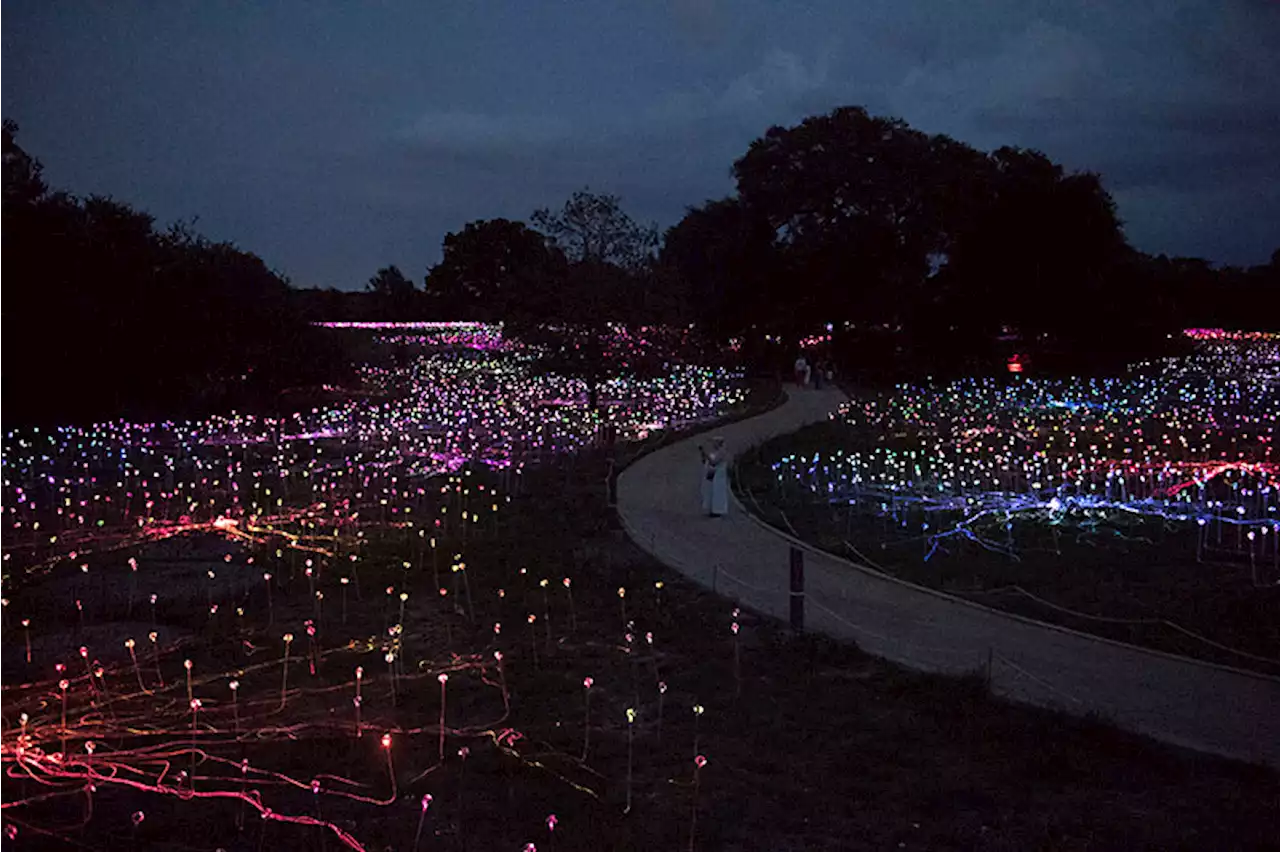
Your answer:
(789, 547), (804, 632)
(605, 459), (618, 508)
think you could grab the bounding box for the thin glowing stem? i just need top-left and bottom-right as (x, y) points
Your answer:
(279, 634), (293, 710)
(438, 673), (448, 762)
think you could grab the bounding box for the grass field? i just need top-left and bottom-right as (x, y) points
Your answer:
(733, 417), (1280, 678)
(4, 383), (1278, 851)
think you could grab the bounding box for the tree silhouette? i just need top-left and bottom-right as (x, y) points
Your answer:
(1, 120), (345, 425)
(2, 119), (47, 207)
(660, 197), (780, 339)
(365, 265), (420, 318)
(731, 106), (976, 325)
(531, 188), (659, 273)
(424, 218), (566, 321)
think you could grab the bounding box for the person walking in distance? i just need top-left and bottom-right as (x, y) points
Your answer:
(794, 354), (809, 388)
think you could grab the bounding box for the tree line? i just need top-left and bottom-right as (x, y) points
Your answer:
(7, 104), (1278, 425)
(312, 106), (1279, 379)
(2, 121), (348, 426)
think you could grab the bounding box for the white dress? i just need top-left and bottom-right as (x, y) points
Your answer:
(701, 452), (729, 516)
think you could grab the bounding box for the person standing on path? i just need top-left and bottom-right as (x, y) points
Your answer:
(698, 436), (730, 517)
(794, 354), (809, 388)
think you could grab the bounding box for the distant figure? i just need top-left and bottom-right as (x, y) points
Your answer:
(698, 436), (730, 517)
(813, 359), (824, 390)
(794, 354), (809, 388)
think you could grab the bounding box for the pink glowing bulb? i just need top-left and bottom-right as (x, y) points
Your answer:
(583, 677), (594, 689)
(381, 733), (392, 749)
(421, 793), (433, 811)
(79, 646), (88, 659)
(438, 673), (449, 684)
(695, 755), (707, 768)
(731, 622), (739, 634)
(562, 577), (571, 588)
(547, 814), (558, 831)
(311, 779), (321, 795)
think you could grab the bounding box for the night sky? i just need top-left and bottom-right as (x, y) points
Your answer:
(4, 1), (1278, 290)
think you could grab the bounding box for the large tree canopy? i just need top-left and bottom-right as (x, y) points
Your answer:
(660, 197), (780, 339)
(731, 106), (987, 324)
(424, 218), (566, 321)
(663, 105), (1197, 374)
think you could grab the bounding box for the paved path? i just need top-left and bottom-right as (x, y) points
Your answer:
(618, 386), (1280, 769)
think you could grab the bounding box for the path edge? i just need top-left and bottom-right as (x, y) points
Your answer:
(723, 393), (1280, 686)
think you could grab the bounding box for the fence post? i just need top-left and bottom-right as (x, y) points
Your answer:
(605, 459), (618, 508)
(789, 546), (805, 632)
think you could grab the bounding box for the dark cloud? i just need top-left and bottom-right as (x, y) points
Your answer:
(3, 1), (1277, 290)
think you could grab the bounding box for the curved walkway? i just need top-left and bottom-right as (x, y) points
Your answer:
(617, 386), (1280, 769)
